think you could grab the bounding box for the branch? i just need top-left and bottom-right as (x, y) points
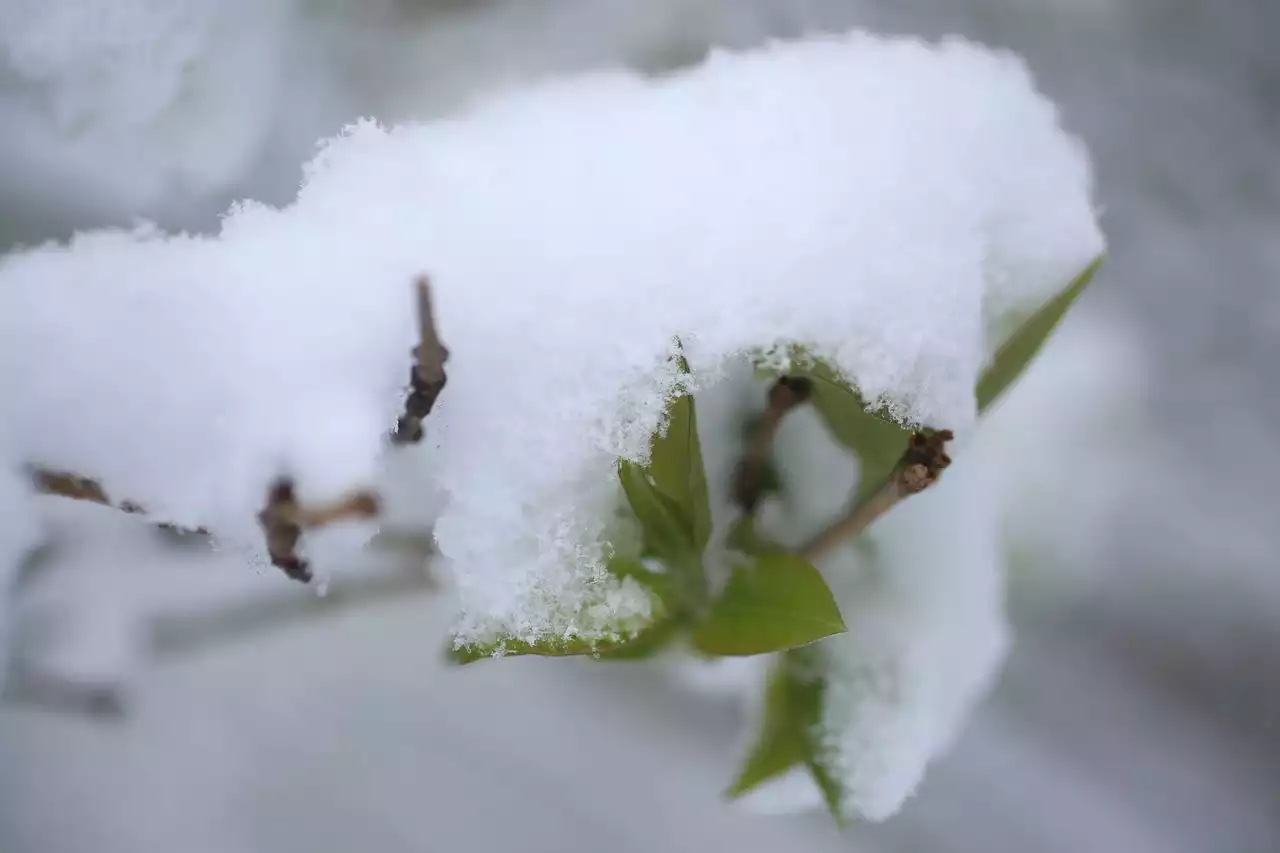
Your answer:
(150, 557), (434, 657)
(256, 478), (380, 583)
(732, 377), (812, 512)
(1, 670), (126, 720)
(392, 275), (450, 445)
(30, 467), (382, 584)
(29, 467), (208, 534)
(799, 429), (953, 562)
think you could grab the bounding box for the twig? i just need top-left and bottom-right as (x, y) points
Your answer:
(29, 467), (206, 534)
(256, 478), (380, 583)
(151, 560), (434, 657)
(1, 670), (126, 720)
(31, 467), (384, 584)
(732, 377), (812, 512)
(799, 429), (953, 562)
(30, 275), (440, 583)
(392, 276), (449, 445)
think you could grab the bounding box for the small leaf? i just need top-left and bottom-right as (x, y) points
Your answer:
(447, 555), (686, 665)
(753, 352), (911, 505)
(618, 460), (696, 561)
(448, 634), (615, 665)
(799, 361), (912, 504)
(727, 663), (815, 795)
(692, 554), (845, 656)
(595, 619), (681, 660)
(727, 649), (845, 825)
(807, 756), (847, 827)
(977, 255), (1103, 413)
(648, 374), (712, 553)
(595, 557), (683, 660)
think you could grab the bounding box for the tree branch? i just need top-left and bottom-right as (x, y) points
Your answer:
(799, 429), (952, 562)
(256, 478), (380, 583)
(392, 275), (449, 445)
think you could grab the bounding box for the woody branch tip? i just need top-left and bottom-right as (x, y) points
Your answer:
(799, 429), (953, 562)
(393, 276), (449, 445)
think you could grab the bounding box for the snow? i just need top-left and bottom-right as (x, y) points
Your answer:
(813, 449), (1009, 821)
(0, 32), (1102, 652)
(698, 303), (1143, 822)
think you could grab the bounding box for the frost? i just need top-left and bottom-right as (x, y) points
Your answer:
(0, 32), (1102, 650)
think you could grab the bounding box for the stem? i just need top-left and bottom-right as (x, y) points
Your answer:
(799, 429), (953, 562)
(29, 467), (381, 584)
(732, 377), (812, 512)
(256, 479), (380, 583)
(392, 276), (449, 445)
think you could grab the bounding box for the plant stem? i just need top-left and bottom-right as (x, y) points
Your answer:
(799, 429), (953, 562)
(732, 376), (812, 512)
(392, 275), (449, 445)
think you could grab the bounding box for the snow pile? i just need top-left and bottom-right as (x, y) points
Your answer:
(0, 33), (1102, 651)
(819, 448), (1008, 821)
(713, 306), (1140, 822)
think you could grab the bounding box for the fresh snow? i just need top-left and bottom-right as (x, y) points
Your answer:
(0, 32), (1102, 658)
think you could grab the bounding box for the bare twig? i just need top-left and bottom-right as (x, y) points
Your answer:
(732, 377), (812, 512)
(31, 467), (383, 583)
(150, 560), (434, 656)
(393, 276), (449, 445)
(799, 429), (953, 562)
(256, 478), (380, 583)
(29, 275), (441, 584)
(28, 469), (111, 506)
(29, 467), (206, 533)
(1, 670), (126, 720)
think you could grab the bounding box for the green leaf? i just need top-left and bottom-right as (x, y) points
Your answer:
(448, 634), (616, 665)
(754, 352), (911, 505)
(596, 557), (683, 660)
(727, 662), (818, 795)
(595, 618), (681, 660)
(976, 255), (1103, 413)
(647, 363), (713, 552)
(808, 756), (847, 827)
(692, 554), (845, 656)
(618, 460), (696, 561)
(449, 558), (679, 665)
(727, 650), (846, 825)
(799, 361), (912, 504)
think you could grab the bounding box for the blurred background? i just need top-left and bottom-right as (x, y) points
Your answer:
(1, 1), (1277, 851)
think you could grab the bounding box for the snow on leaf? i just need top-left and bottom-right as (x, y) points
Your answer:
(0, 31), (1103, 650)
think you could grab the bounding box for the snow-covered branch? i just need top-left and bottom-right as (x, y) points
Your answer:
(0, 29), (1105, 825)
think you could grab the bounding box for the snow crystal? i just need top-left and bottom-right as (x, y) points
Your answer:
(0, 32), (1102, 647)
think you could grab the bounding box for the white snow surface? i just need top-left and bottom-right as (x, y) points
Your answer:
(0, 32), (1102, 648)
